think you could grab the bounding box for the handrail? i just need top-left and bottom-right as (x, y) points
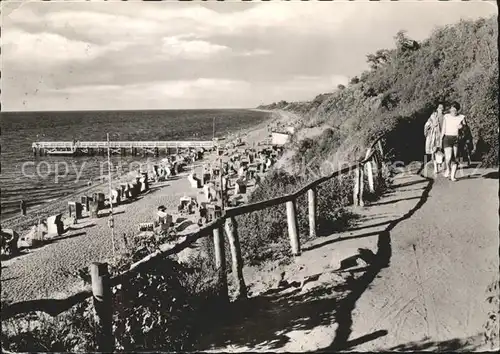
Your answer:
(110, 219), (222, 286)
(225, 135), (384, 218)
(225, 164), (357, 218)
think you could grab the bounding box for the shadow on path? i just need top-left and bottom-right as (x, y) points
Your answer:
(196, 172), (435, 352)
(379, 334), (483, 352)
(367, 195), (422, 207)
(317, 173), (434, 352)
(483, 171), (499, 179)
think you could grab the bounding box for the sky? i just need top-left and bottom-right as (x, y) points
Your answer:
(1, 0), (497, 112)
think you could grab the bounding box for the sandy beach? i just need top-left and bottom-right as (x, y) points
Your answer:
(1, 110), (298, 303)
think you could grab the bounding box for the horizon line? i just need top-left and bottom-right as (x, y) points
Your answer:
(1, 107), (264, 114)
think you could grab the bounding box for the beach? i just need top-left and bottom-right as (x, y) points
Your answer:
(1, 109), (298, 303)
(0, 109), (273, 222)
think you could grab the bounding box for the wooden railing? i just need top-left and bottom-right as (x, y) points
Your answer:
(3, 135), (387, 351)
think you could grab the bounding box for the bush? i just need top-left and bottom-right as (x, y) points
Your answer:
(1, 231), (222, 352)
(1, 299), (96, 352)
(483, 279), (500, 349)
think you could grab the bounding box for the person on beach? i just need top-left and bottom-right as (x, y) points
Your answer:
(20, 200), (27, 216)
(424, 103), (444, 174)
(440, 101), (467, 181)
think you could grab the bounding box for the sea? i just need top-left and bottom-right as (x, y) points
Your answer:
(0, 109), (271, 221)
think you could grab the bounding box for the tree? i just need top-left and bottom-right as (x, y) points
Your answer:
(394, 30), (420, 53)
(337, 84), (346, 90)
(349, 76), (360, 85)
(366, 49), (392, 70)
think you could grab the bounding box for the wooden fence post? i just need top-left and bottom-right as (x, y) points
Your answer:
(365, 148), (375, 193)
(286, 200), (301, 255)
(377, 140), (384, 158)
(374, 149), (383, 183)
(89, 262), (113, 352)
(224, 217), (247, 300)
(213, 226), (228, 302)
(366, 162), (375, 193)
(307, 188), (317, 238)
(353, 166), (360, 206)
(359, 164), (365, 207)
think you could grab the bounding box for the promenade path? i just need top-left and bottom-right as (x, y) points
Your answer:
(195, 162), (498, 352)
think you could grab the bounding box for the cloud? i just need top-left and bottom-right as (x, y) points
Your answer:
(38, 75), (344, 111)
(235, 49), (272, 57)
(161, 36), (229, 60)
(1, 1), (496, 111)
(2, 29), (105, 62)
(53, 78), (251, 101)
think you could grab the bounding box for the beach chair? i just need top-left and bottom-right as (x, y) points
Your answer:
(223, 175), (231, 189)
(130, 182), (140, 198)
(211, 167), (221, 177)
(178, 196), (197, 215)
(119, 184), (127, 199)
(139, 176), (149, 193)
(140, 173), (149, 191)
(89, 199), (100, 218)
(1, 229), (19, 256)
(111, 189), (121, 205)
(46, 214), (64, 237)
(206, 203), (222, 222)
(156, 211), (173, 233)
(97, 193), (106, 210)
(235, 179), (247, 194)
(81, 196), (90, 212)
(138, 222), (155, 232)
(203, 173), (211, 186)
(68, 201), (83, 220)
(188, 174), (201, 189)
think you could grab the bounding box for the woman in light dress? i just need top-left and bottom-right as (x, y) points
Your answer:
(424, 103), (444, 174)
(440, 101), (467, 181)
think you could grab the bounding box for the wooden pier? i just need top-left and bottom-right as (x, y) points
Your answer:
(32, 141), (216, 157)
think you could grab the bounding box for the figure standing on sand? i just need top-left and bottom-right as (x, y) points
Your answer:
(441, 101), (467, 181)
(20, 200), (27, 216)
(424, 103), (444, 174)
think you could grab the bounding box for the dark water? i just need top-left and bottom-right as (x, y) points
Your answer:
(0, 109), (270, 221)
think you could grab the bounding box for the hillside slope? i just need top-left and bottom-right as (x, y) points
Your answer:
(261, 17), (498, 167)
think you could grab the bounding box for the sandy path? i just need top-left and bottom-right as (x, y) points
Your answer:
(346, 165), (499, 351)
(194, 164), (498, 352)
(1, 109), (299, 304)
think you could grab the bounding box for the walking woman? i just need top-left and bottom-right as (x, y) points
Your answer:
(424, 103), (444, 174)
(440, 101), (466, 181)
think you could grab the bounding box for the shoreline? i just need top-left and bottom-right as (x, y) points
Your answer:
(1, 109), (300, 303)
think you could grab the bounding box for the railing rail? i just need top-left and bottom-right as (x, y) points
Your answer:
(5, 134), (387, 352)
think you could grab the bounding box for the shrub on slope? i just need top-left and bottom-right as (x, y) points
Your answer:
(267, 17), (499, 166)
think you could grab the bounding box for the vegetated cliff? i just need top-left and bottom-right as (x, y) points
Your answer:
(261, 17), (499, 167)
